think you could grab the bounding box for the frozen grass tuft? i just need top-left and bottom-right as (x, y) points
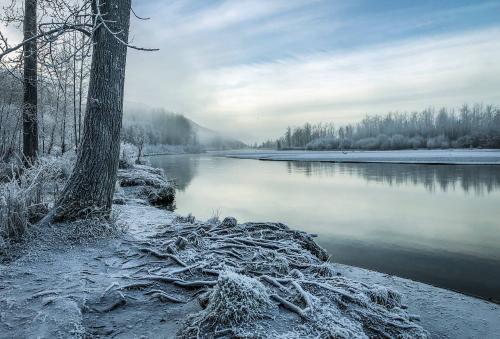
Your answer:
(179, 271), (276, 337)
(366, 284), (402, 309)
(310, 262), (337, 277)
(0, 156), (74, 255)
(49, 217), (125, 244)
(0, 180), (29, 246)
(205, 271), (275, 325)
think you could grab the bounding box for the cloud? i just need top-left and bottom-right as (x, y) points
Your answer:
(171, 28), (498, 141)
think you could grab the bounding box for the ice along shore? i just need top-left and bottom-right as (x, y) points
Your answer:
(222, 149), (500, 165)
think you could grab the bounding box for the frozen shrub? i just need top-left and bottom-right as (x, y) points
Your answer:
(221, 216), (237, 227)
(249, 249), (290, 275)
(355, 137), (380, 150)
(118, 165), (167, 188)
(377, 134), (391, 150)
(143, 185), (175, 206)
(205, 272), (275, 324)
(306, 137), (339, 150)
(119, 142), (137, 168)
(426, 135), (450, 149)
(409, 135), (425, 149)
(0, 157), (74, 255)
(174, 213), (196, 224)
(390, 134), (410, 149)
(179, 271), (276, 338)
(310, 262), (336, 277)
(206, 209), (221, 225)
(0, 181), (29, 248)
(0, 155), (75, 254)
(366, 285), (402, 309)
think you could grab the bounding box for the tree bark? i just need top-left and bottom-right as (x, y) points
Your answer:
(22, 0), (38, 165)
(53, 0), (131, 221)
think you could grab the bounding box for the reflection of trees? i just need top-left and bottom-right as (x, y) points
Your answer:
(288, 161), (500, 195)
(149, 155), (199, 191)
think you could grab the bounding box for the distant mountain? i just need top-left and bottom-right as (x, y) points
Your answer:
(123, 101), (246, 149)
(188, 119), (246, 149)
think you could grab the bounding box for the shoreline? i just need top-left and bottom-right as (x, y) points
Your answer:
(221, 149), (500, 165)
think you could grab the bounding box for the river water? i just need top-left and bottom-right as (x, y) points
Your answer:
(149, 154), (500, 302)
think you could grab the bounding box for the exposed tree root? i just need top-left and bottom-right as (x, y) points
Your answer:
(270, 294), (307, 318)
(137, 247), (188, 267)
(115, 215), (428, 338)
(145, 289), (186, 303)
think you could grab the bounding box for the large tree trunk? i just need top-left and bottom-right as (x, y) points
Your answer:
(22, 0), (38, 165)
(53, 0), (131, 221)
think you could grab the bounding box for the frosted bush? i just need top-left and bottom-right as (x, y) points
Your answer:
(426, 135), (450, 149)
(204, 272), (275, 325)
(306, 136), (339, 150)
(390, 134), (411, 149)
(310, 262), (336, 277)
(355, 137), (380, 150)
(0, 155), (75, 254)
(0, 181), (29, 248)
(119, 142), (137, 168)
(178, 272), (276, 338)
(366, 285), (402, 309)
(409, 135), (425, 149)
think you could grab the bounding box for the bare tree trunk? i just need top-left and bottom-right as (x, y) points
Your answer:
(47, 86), (60, 155)
(72, 30), (78, 150)
(61, 65), (68, 154)
(22, 0), (38, 164)
(78, 32), (85, 145)
(53, 0), (131, 221)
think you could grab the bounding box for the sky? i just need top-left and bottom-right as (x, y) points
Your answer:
(2, 0), (500, 143)
(124, 0), (500, 143)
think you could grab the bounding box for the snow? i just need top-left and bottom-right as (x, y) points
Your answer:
(1, 163), (498, 338)
(337, 264), (500, 339)
(222, 149), (500, 165)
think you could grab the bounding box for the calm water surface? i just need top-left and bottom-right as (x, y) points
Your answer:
(149, 154), (500, 302)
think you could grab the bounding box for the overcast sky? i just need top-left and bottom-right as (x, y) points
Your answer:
(3, 0), (500, 143)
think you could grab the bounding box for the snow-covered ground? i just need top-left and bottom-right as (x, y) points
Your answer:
(2, 201), (498, 338)
(337, 264), (500, 338)
(223, 149), (500, 165)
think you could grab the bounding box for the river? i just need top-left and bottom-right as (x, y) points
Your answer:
(149, 153), (500, 302)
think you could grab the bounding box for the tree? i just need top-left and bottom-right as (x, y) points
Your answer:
(52, 0), (132, 221)
(22, 0), (38, 164)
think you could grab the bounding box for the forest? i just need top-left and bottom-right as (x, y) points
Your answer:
(264, 105), (500, 150)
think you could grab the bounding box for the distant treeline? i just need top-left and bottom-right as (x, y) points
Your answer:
(122, 106), (246, 152)
(262, 104), (500, 150)
(122, 108), (197, 146)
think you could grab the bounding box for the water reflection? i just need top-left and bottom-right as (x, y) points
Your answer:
(149, 154), (500, 302)
(148, 154), (199, 191)
(288, 162), (500, 195)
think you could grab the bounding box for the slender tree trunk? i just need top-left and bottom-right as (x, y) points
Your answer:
(61, 66), (68, 154)
(53, 0), (131, 221)
(40, 71), (45, 153)
(47, 86), (60, 155)
(78, 33), (85, 144)
(72, 30), (78, 150)
(22, 0), (38, 165)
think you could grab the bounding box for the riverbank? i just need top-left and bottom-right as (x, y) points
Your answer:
(222, 149), (500, 165)
(1, 163), (498, 338)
